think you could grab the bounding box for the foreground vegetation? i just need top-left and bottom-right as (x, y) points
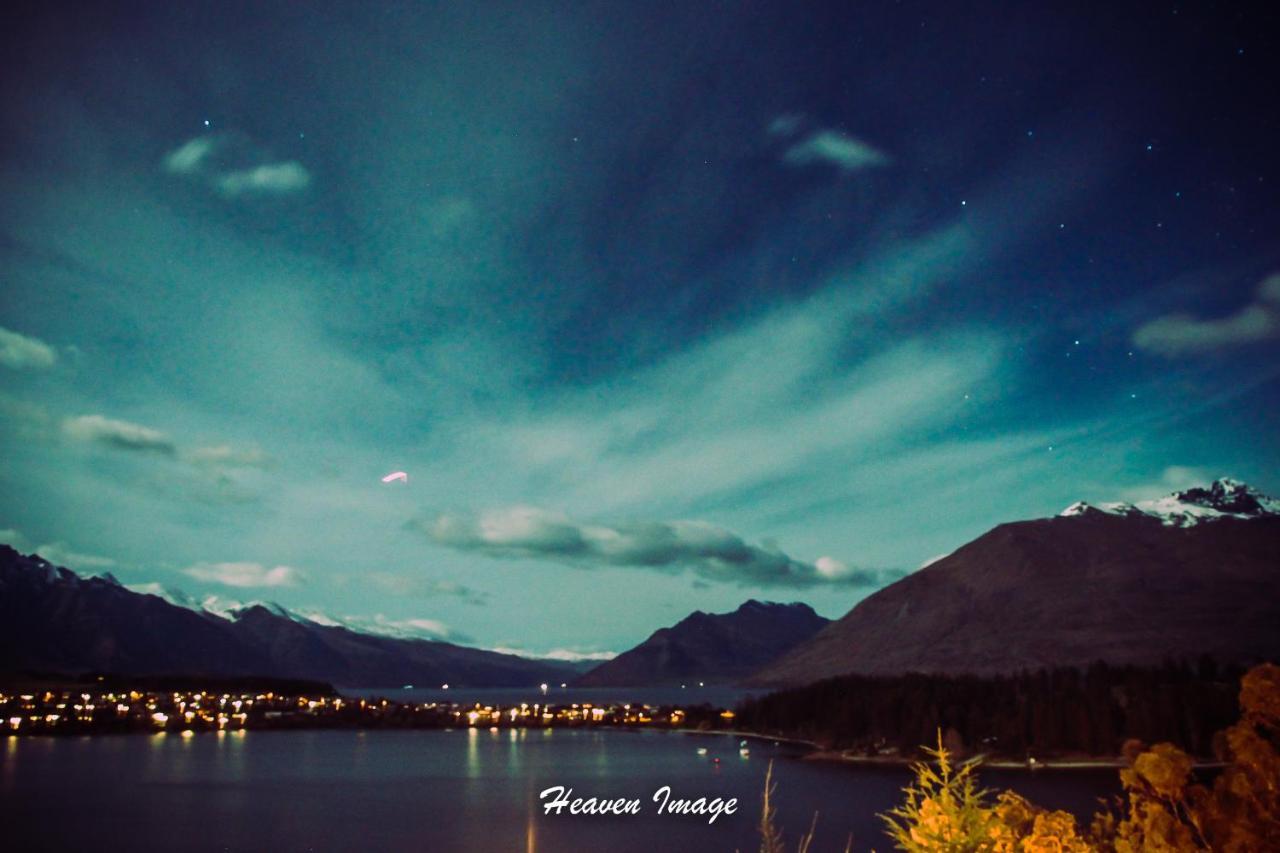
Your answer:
(755, 663), (1279, 851)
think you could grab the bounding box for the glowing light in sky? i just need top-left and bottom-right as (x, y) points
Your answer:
(381, 471), (408, 483)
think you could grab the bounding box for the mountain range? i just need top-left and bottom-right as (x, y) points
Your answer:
(752, 478), (1280, 685)
(0, 545), (579, 688)
(574, 600), (828, 686)
(5, 478), (1277, 691)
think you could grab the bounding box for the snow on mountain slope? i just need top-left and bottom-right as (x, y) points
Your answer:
(1060, 477), (1280, 527)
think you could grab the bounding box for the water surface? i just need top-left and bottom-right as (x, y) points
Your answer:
(2, 729), (1118, 852)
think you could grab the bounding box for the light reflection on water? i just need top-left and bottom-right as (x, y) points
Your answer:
(1, 729), (1118, 853)
(343, 685), (765, 708)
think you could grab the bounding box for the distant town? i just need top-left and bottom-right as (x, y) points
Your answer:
(1, 681), (734, 737)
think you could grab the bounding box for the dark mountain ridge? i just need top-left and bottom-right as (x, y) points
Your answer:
(575, 599), (829, 686)
(752, 479), (1280, 686)
(0, 545), (577, 688)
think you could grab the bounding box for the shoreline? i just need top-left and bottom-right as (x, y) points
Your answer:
(673, 727), (820, 749)
(1, 721), (1230, 771)
(678, 731), (1228, 771)
(811, 750), (1125, 770)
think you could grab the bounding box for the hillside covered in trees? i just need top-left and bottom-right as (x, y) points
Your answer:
(735, 660), (1244, 759)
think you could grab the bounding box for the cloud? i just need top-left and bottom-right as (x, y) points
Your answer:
(125, 582), (192, 604)
(182, 561), (301, 588)
(1132, 274), (1280, 356)
(487, 646), (617, 662)
(162, 134), (311, 198)
(216, 161), (312, 197)
(62, 414), (176, 455)
(1, 530), (118, 572)
(337, 614), (470, 643)
(185, 444), (273, 469)
(58, 416), (268, 479)
(814, 555), (852, 579)
(0, 326), (57, 370)
(1118, 465), (1216, 502)
(162, 136), (218, 174)
(415, 506), (892, 588)
(0, 528), (31, 550)
(767, 113), (803, 137)
(33, 541), (119, 571)
(364, 572), (490, 605)
(782, 129), (889, 173)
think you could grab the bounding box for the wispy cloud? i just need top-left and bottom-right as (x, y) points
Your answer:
(182, 561), (301, 588)
(486, 645), (617, 662)
(62, 414), (175, 455)
(185, 444), (272, 470)
(0, 326), (57, 370)
(1117, 465), (1217, 502)
(0, 528), (27, 549)
(34, 541), (118, 571)
(482, 330), (1001, 519)
(53, 411), (268, 479)
(782, 129), (889, 173)
(162, 134), (311, 198)
(415, 506), (894, 588)
(767, 113), (804, 137)
(1133, 273), (1280, 356)
(1, 529), (118, 572)
(162, 136), (218, 175)
(363, 573), (490, 605)
(325, 613), (469, 643)
(216, 162), (311, 197)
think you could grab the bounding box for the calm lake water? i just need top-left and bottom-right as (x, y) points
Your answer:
(2, 729), (1118, 852)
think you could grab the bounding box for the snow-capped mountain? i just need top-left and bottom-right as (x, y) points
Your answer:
(753, 478), (1280, 685)
(1060, 477), (1280, 527)
(120, 584), (458, 643)
(0, 545), (579, 687)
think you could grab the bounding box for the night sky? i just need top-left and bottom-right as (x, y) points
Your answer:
(2, 1), (1277, 658)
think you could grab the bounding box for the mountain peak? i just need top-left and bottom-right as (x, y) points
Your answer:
(755, 486), (1280, 685)
(735, 599), (814, 614)
(1059, 478), (1279, 527)
(575, 599), (830, 687)
(0, 545), (577, 687)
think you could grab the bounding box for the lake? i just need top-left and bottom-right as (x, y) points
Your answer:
(1, 728), (1118, 852)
